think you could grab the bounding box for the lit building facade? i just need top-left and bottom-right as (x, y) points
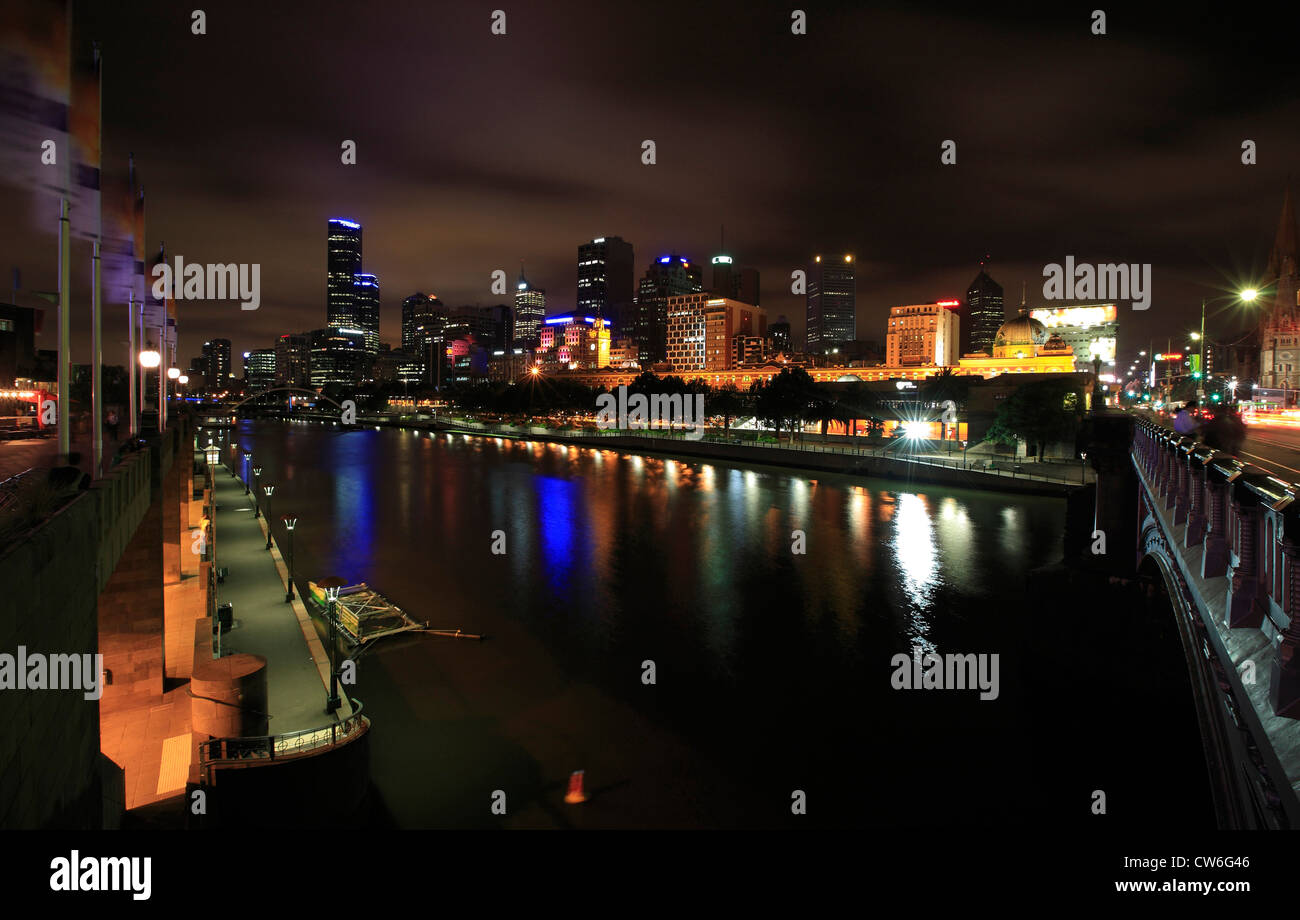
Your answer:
(202, 339), (231, 390)
(246, 348), (277, 391)
(514, 269), (546, 347)
(635, 254), (703, 366)
(537, 315), (611, 369)
(885, 302), (960, 367)
(309, 327), (365, 387)
(806, 254), (855, 353)
(665, 294), (767, 372)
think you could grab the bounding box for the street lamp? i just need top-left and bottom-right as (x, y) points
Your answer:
(138, 347), (160, 369)
(1080, 451), (1088, 485)
(1198, 288), (1259, 400)
(263, 484), (275, 549)
(281, 514), (297, 602)
(251, 465), (261, 501)
(961, 439), (968, 469)
(167, 366), (180, 380)
(318, 575), (347, 714)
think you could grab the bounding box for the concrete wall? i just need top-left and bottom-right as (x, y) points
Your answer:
(0, 448), (153, 828)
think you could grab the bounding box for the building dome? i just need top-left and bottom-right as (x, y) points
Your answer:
(1042, 332), (1070, 353)
(993, 311), (1048, 358)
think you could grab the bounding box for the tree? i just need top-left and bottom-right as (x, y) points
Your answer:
(986, 378), (1085, 461)
(707, 384), (746, 437)
(753, 367), (816, 440)
(920, 368), (971, 441)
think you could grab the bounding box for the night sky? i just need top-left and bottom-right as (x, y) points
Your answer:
(4, 0), (1300, 369)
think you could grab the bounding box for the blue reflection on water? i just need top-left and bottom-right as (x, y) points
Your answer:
(536, 474), (580, 596)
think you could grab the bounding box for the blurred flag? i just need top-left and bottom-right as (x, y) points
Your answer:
(0, 0), (69, 199)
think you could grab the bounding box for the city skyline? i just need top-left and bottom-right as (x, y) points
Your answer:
(1, 1), (1295, 366)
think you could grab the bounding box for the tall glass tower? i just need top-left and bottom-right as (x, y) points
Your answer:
(353, 273), (380, 354)
(966, 265), (1005, 356)
(805, 254), (856, 353)
(327, 218), (363, 331)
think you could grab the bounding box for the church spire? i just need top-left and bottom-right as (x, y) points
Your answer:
(1267, 185), (1300, 323)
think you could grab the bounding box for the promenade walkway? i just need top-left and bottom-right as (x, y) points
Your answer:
(211, 468), (350, 736)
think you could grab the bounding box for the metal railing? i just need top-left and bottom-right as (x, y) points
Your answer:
(197, 699), (368, 783)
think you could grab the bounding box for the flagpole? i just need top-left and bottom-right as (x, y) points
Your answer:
(58, 198), (71, 459)
(127, 290), (137, 436)
(92, 241), (102, 475)
(91, 43), (103, 477)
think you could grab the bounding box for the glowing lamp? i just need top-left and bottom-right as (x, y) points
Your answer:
(167, 367), (181, 380)
(139, 348), (161, 369)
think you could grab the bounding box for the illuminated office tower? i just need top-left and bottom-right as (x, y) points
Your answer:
(327, 218), (363, 331)
(805, 254), (855, 353)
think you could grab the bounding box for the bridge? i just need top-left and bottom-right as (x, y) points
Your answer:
(1116, 414), (1300, 828)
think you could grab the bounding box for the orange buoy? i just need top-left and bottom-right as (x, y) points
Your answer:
(564, 769), (587, 804)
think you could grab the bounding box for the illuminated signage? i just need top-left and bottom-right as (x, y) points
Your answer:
(936, 300), (960, 307)
(1029, 304), (1118, 328)
(1154, 353), (1183, 362)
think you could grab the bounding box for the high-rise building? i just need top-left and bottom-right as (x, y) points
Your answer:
(353, 273), (380, 354)
(635, 254), (703, 366)
(202, 339), (231, 390)
(710, 254), (760, 306)
(666, 293), (766, 372)
(966, 265), (1005, 356)
(805, 254), (855, 353)
(309, 327), (365, 387)
(276, 333), (310, 387)
(514, 267), (546, 346)
(768, 316), (792, 354)
(885, 302), (960, 367)
(247, 348), (277, 391)
(578, 236), (635, 339)
(402, 292), (444, 351)
(327, 218), (363, 331)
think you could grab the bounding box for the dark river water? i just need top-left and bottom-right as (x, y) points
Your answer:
(228, 420), (1074, 828)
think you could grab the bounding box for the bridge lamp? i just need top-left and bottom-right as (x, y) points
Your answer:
(167, 367), (181, 380)
(138, 347), (161, 369)
(179, 375), (189, 385)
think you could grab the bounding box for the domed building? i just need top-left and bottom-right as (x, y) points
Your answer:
(993, 310), (1049, 359)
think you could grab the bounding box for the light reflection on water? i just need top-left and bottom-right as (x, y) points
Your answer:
(236, 420), (1063, 706)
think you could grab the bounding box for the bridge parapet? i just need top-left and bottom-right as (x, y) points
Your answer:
(1135, 421), (1300, 721)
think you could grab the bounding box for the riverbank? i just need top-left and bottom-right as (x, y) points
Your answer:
(280, 411), (1083, 497)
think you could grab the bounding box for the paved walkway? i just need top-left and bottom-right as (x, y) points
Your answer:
(211, 469), (348, 735)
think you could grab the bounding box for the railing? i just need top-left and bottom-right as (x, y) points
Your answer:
(0, 467), (35, 512)
(1132, 419), (1300, 827)
(197, 700), (368, 783)
(436, 418), (1091, 484)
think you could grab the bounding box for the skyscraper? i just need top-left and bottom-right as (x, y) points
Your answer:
(578, 236), (635, 339)
(966, 264), (1005, 356)
(353, 273), (380, 354)
(635, 254), (703, 366)
(402, 293), (447, 386)
(514, 266), (546, 347)
(710, 254), (760, 305)
(202, 338), (231, 390)
(805, 255), (855, 353)
(327, 218), (363, 331)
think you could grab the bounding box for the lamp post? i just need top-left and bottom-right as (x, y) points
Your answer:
(281, 514), (297, 602)
(1080, 451), (1087, 485)
(961, 439), (968, 469)
(263, 484), (275, 549)
(250, 464), (260, 499)
(318, 575), (347, 714)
